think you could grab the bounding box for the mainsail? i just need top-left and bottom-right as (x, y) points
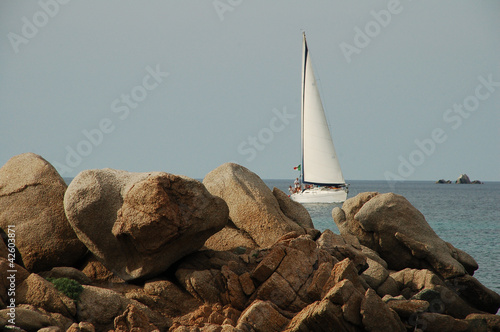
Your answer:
(301, 33), (345, 185)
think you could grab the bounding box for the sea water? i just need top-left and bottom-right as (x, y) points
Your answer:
(266, 179), (500, 295)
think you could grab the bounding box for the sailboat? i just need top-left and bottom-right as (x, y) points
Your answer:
(290, 33), (348, 204)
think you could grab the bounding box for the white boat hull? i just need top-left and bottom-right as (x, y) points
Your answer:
(290, 187), (347, 203)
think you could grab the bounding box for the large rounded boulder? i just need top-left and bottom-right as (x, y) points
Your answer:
(0, 153), (86, 272)
(64, 169), (228, 281)
(203, 163), (307, 248)
(332, 192), (478, 279)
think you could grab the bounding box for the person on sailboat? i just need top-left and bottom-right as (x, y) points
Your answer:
(294, 178), (301, 193)
(289, 186), (294, 195)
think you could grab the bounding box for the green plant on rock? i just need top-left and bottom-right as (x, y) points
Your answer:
(47, 277), (83, 302)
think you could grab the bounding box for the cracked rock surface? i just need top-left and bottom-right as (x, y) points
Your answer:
(64, 168), (229, 281)
(332, 192), (478, 279)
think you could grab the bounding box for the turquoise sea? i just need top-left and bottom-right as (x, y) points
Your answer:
(265, 179), (500, 296)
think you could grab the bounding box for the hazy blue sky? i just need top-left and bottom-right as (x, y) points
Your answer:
(1, 1), (499, 181)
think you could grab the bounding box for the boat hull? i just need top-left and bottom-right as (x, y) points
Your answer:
(290, 187), (347, 203)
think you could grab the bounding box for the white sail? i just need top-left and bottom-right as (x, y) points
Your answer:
(301, 34), (345, 185)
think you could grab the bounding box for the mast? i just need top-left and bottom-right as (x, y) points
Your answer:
(301, 32), (307, 186)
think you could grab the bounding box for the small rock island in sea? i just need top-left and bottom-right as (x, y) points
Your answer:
(436, 173), (483, 184)
(0, 153), (499, 331)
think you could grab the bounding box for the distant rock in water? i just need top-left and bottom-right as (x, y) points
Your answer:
(436, 175), (483, 184)
(455, 174), (483, 184)
(456, 174), (471, 184)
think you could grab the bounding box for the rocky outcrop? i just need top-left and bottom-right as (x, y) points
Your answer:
(77, 285), (167, 331)
(0, 157), (499, 332)
(332, 192), (478, 279)
(455, 174), (483, 184)
(0, 307), (52, 331)
(384, 298), (430, 319)
(169, 303), (241, 331)
(79, 255), (123, 283)
(203, 221), (258, 251)
(466, 313), (500, 331)
(203, 163), (307, 248)
(331, 192), (500, 324)
(113, 304), (159, 332)
(437, 176), (483, 184)
(389, 268), (482, 318)
(456, 174), (471, 184)
(17, 274), (76, 318)
(172, 231), (414, 331)
(446, 274), (500, 314)
(0, 153), (86, 272)
(236, 300), (290, 331)
(66, 322), (96, 332)
(142, 278), (202, 319)
(64, 169), (228, 281)
(361, 288), (406, 331)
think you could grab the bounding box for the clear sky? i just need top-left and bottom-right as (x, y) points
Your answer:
(1, 1), (499, 181)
